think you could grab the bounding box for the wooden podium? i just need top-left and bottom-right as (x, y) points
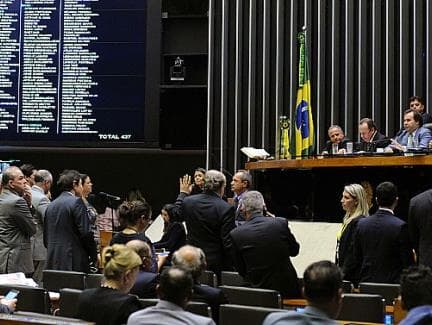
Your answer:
(244, 155), (432, 221)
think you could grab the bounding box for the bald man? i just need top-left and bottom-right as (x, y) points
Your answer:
(127, 240), (159, 298)
(172, 245), (228, 322)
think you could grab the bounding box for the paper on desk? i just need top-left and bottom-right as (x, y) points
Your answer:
(0, 272), (38, 287)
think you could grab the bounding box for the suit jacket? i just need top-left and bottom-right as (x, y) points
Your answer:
(408, 189), (432, 268)
(31, 185), (50, 261)
(263, 306), (338, 325)
(44, 192), (97, 272)
(230, 215), (301, 298)
(193, 283), (228, 322)
(77, 287), (141, 325)
(0, 189), (36, 274)
(422, 112), (432, 125)
(130, 271), (159, 298)
(357, 132), (390, 152)
(153, 222), (186, 259)
(127, 300), (216, 325)
(354, 209), (414, 283)
(336, 216), (364, 284)
(178, 191), (236, 273)
(395, 127), (432, 148)
(323, 138), (351, 153)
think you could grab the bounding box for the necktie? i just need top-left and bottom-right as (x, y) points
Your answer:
(407, 132), (414, 148)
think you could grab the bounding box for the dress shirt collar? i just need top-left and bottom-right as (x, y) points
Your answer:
(378, 207), (394, 214)
(155, 300), (184, 312)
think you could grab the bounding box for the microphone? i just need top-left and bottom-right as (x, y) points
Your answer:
(98, 192), (121, 201)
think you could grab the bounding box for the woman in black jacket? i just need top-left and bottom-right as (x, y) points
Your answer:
(336, 183), (369, 286)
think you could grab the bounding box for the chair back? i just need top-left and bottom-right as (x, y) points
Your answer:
(43, 270), (86, 292)
(337, 293), (385, 323)
(342, 280), (353, 293)
(59, 288), (83, 318)
(198, 270), (218, 287)
(85, 273), (104, 289)
(219, 304), (285, 325)
(219, 285), (282, 308)
(139, 299), (211, 317)
(186, 301), (211, 317)
(0, 284), (51, 314)
(358, 282), (400, 305)
(221, 271), (248, 286)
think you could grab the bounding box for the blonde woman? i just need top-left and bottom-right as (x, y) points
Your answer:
(76, 244), (142, 325)
(336, 183), (369, 285)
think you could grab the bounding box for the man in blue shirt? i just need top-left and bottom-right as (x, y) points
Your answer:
(263, 260), (342, 325)
(391, 109), (432, 151)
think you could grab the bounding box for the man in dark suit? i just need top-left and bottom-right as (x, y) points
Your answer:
(0, 166), (36, 275)
(31, 169), (52, 285)
(354, 181), (414, 283)
(178, 170), (236, 275)
(44, 170), (97, 272)
(230, 170), (252, 226)
(127, 239), (159, 299)
(172, 245), (228, 322)
(229, 190), (301, 298)
(408, 188), (432, 268)
(357, 118), (390, 152)
(322, 125), (351, 154)
(409, 95), (432, 125)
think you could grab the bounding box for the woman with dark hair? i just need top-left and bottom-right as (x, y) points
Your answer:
(80, 174), (98, 242)
(76, 244), (142, 325)
(154, 203), (186, 265)
(190, 167), (206, 195)
(110, 200), (158, 273)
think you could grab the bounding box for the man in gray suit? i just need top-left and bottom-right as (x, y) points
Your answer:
(44, 170), (97, 272)
(31, 169), (52, 284)
(263, 261), (343, 325)
(0, 166), (36, 275)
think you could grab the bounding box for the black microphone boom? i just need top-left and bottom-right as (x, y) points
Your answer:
(98, 192), (121, 201)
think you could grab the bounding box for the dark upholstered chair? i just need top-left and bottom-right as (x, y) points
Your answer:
(139, 299), (211, 317)
(342, 280), (353, 293)
(358, 282), (400, 305)
(220, 271), (248, 286)
(198, 270), (218, 287)
(219, 304), (286, 325)
(219, 285), (282, 308)
(43, 270), (86, 292)
(0, 284), (51, 314)
(59, 288), (83, 318)
(85, 273), (104, 289)
(337, 293), (385, 323)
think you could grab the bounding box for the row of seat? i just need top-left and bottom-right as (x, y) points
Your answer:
(37, 269), (404, 323)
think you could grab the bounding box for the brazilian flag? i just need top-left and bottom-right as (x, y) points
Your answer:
(293, 30), (315, 159)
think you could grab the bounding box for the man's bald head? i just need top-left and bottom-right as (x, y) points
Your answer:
(126, 240), (152, 271)
(172, 245), (206, 281)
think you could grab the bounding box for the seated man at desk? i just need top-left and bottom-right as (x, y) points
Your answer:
(390, 109), (432, 151)
(322, 125), (351, 154)
(357, 118), (390, 152)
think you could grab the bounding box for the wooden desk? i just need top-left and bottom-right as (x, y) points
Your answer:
(246, 155), (432, 170)
(245, 155), (432, 221)
(0, 311), (93, 324)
